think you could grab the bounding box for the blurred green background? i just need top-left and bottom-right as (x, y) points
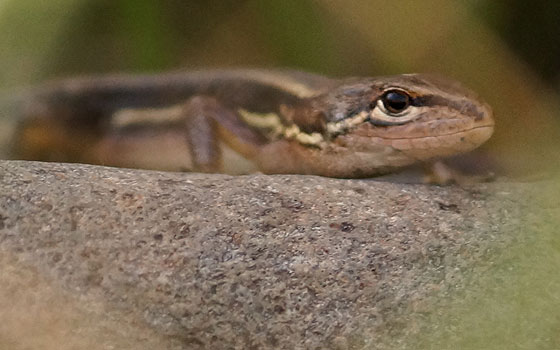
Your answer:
(1, 1), (560, 349)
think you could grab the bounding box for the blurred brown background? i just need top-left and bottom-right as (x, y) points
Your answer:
(1, 0), (559, 176)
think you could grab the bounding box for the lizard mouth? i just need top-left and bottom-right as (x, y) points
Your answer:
(382, 123), (495, 141)
(386, 124), (495, 161)
(341, 121), (494, 163)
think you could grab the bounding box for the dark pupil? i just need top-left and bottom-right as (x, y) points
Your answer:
(383, 91), (410, 114)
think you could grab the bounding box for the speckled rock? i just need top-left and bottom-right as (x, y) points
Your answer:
(0, 160), (556, 350)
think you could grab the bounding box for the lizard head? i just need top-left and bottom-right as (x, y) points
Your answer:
(320, 74), (494, 167)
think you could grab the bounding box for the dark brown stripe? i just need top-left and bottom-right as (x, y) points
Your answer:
(412, 94), (485, 120)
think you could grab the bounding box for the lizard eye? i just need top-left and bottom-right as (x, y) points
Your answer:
(381, 90), (411, 114)
(368, 88), (418, 125)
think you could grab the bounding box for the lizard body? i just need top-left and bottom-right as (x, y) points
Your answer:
(9, 69), (494, 178)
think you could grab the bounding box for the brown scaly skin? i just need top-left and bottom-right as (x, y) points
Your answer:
(8, 70), (494, 178)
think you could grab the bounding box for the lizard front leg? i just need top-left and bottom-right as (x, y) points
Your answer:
(90, 96), (266, 173)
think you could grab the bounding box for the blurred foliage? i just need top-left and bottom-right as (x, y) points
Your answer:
(0, 0), (559, 85)
(474, 1), (560, 86)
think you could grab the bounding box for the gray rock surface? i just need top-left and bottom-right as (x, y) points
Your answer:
(0, 160), (557, 349)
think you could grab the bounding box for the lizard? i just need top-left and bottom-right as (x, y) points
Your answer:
(5, 69), (494, 178)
